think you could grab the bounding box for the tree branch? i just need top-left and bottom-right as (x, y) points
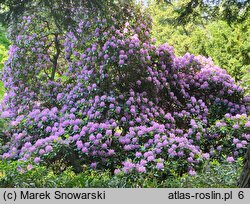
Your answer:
(50, 33), (60, 81)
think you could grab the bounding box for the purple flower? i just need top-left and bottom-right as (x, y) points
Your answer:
(115, 107), (121, 114)
(90, 162), (97, 169)
(232, 124), (240, 129)
(119, 60), (124, 65)
(147, 156), (155, 161)
(100, 102), (105, 107)
(215, 121), (226, 127)
(109, 104), (115, 109)
(76, 141), (83, 149)
(45, 126), (52, 132)
(108, 149), (115, 155)
(1, 111), (11, 118)
(188, 169), (197, 176)
(104, 54), (109, 60)
(233, 138), (239, 144)
(245, 121), (250, 128)
(236, 143), (243, 149)
(187, 157), (194, 163)
(243, 134), (250, 140)
(81, 147), (88, 153)
(202, 153), (210, 160)
(114, 169), (121, 175)
(57, 93), (63, 100)
(135, 152), (142, 158)
(121, 117), (126, 122)
(102, 143), (108, 149)
(136, 166), (146, 173)
(34, 157), (41, 163)
(136, 118), (141, 123)
(73, 125), (79, 131)
(226, 156), (235, 163)
(156, 163), (164, 170)
(39, 149), (45, 155)
(136, 80), (142, 86)
(96, 133), (102, 139)
(89, 135), (95, 141)
(217, 146), (222, 151)
(45, 145), (53, 153)
(27, 164), (33, 171)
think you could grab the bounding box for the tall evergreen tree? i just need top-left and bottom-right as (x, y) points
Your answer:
(0, 0), (132, 35)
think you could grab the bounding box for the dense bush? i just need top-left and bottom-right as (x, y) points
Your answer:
(0, 8), (249, 177)
(0, 159), (243, 188)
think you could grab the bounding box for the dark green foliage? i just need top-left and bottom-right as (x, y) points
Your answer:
(187, 158), (243, 188)
(0, 0), (133, 37)
(158, 0), (250, 26)
(0, 118), (9, 155)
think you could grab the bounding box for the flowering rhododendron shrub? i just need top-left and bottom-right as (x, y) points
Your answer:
(0, 11), (249, 176)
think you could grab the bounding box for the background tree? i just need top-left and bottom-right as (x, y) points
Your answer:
(159, 0), (250, 25)
(0, 0), (133, 37)
(0, 24), (9, 99)
(0, 0), (119, 24)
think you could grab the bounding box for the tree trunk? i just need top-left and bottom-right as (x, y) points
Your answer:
(238, 145), (250, 187)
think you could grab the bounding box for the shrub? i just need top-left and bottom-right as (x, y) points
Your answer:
(207, 114), (250, 160)
(183, 158), (243, 188)
(0, 10), (249, 176)
(0, 160), (113, 188)
(0, 159), (243, 188)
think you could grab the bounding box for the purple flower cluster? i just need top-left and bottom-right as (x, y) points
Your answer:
(0, 14), (249, 174)
(208, 113), (250, 160)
